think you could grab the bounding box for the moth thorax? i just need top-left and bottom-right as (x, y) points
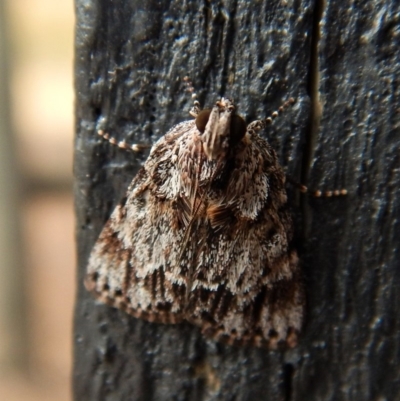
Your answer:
(196, 99), (247, 161)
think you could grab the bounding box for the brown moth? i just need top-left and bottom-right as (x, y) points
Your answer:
(85, 97), (305, 349)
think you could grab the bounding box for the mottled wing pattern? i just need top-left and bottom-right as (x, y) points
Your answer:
(182, 132), (303, 348)
(86, 100), (303, 348)
(85, 121), (196, 324)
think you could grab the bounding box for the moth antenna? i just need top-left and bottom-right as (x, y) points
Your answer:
(258, 98), (346, 198)
(264, 97), (296, 125)
(286, 175), (347, 197)
(247, 97), (296, 132)
(97, 130), (151, 153)
(183, 76), (201, 117)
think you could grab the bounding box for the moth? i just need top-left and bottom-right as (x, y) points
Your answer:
(85, 95), (344, 349)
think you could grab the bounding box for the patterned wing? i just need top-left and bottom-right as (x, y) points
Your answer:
(184, 131), (304, 348)
(85, 121), (197, 324)
(85, 99), (304, 349)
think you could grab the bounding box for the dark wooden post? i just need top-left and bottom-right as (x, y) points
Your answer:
(73, 0), (400, 400)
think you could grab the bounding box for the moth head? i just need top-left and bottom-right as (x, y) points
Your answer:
(196, 98), (247, 160)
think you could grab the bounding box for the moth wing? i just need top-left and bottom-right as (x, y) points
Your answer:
(186, 132), (304, 348)
(85, 123), (196, 323)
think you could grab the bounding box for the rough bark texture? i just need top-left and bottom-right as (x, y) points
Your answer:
(73, 0), (400, 400)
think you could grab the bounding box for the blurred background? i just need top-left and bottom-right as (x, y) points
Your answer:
(0, 1), (74, 400)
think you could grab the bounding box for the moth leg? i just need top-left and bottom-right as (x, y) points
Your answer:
(97, 130), (151, 153)
(285, 175), (348, 197)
